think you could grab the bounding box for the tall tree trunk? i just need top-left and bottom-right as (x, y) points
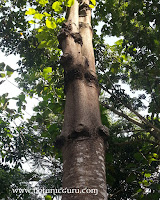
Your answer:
(57, 0), (109, 199)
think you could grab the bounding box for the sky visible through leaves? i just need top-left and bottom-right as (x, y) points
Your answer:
(0, 35), (122, 115)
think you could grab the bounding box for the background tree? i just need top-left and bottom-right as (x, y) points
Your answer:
(0, 0), (160, 199)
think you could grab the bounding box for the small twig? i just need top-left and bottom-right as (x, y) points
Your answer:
(101, 101), (145, 129)
(5, 77), (41, 102)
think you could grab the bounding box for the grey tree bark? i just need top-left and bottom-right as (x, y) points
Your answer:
(57, 0), (109, 199)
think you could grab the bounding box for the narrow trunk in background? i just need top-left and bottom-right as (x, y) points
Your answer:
(57, 0), (109, 199)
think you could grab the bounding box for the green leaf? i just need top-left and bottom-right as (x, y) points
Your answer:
(45, 195), (52, 200)
(0, 73), (5, 78)
(36, 31), (47, 42)
(0, 62), (5, 71)
(106, 174), (115, 186)
(6, 65), (14, 72)
(115, 39), (123, 46)
(111, 68), (115, 73)
(48, 124), (58, 133)
(144, 173), (151, 178)
(149, 158), (158, 164)
(34, 13), (44, 20)
(41, 132), (49, 137)
(25, 8), (36, 15)
(19, 93), (26, 102)
(6, 65), (14, 77)
(38, 41), (47, 49)
(7, 71), (13, 77)
(126, 173), (137, 183)
(43, 67), (52, 74)
(66, 0), (74, 7)
(46, 18), (56, 29)
(52, 1), (63, 13)
(105, 153), (113, 163)
(0, 80), (5, 85)
(90, 0), (96, 6)
(142, 180), (149, 186)
(36, 0), (49, 7)
(152, 153), (158, 159)
(134, 152), (143, 161)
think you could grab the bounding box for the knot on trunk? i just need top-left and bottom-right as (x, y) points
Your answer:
(79, 22), (93, 35)
(84, 70), (99, 87)
(62, 22), (72, 31)
(60, 53), (73, 66)
(64, 67), (84, 93)
(79, 3), (91, 17)
(58, 22), (83, 48)
(55, 125), (109, 149)
(71, 33), (83, 46)
(58, 30), (70, 49)
(58, 22), (73, 49)
(69, 124), (91, 139)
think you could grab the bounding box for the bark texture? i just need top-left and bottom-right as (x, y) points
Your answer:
(57, 0), (109, 199)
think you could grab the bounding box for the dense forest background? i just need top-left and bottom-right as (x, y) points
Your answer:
(0, 0), (160, 199)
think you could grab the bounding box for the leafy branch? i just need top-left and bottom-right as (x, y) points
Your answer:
(101, 83), (160, 141)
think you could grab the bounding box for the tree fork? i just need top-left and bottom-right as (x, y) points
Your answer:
(57, 0), (109, 199)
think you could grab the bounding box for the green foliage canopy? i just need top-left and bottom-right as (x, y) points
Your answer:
(0, 0), (160, 199)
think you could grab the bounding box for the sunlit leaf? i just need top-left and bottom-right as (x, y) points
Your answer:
(34, 13), (44, 20)
(52, 1), (63, 13)
(43, 12), (51, 17)
(89, 4), (94, 8)
(90, 0), (96, 6)
(66, 0), (74, 7)
(38, 28), (44, 33)
(46, 18), (56, 29)
(28, 20), (36, 24)
(57, 17), (65, 24)
(43, 67), (52, 74)
(142, 180), (149, 186)
(36, 0), (49, 7)
(25, 8), (36, 15)
(144, 173), (151, 178)
(152, 153), (158, 159)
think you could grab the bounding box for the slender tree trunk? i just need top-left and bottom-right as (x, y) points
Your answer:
(57, 0), (109, 199)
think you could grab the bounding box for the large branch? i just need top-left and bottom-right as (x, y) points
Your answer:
(101, 100), (160, 141)
(101, 101), (145, 129)
(101, 84), (160, 138)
